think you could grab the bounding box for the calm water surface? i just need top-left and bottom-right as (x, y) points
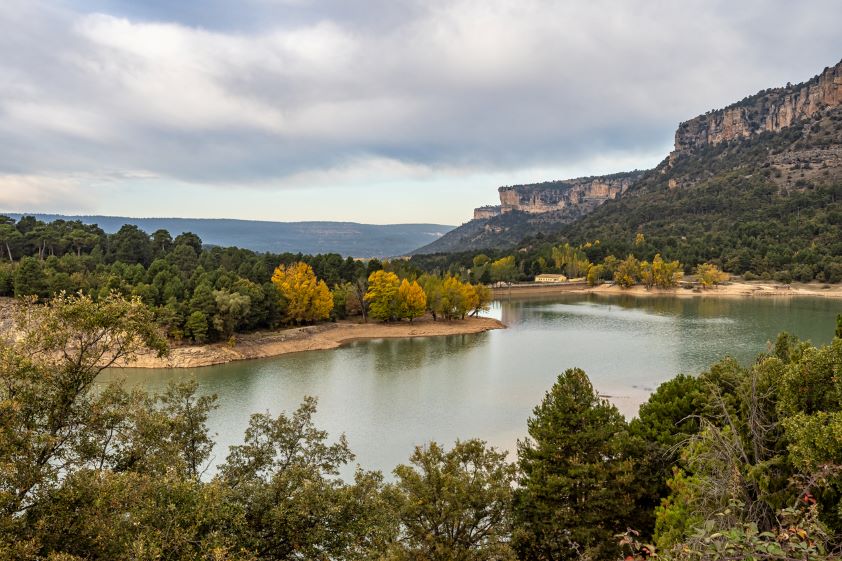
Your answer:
(100, 294), (842, 477)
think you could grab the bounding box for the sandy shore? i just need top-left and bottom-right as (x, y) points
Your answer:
(590, 280), (842, 299)
(493, 280), (842, 299)
(117, 316), (505, 369)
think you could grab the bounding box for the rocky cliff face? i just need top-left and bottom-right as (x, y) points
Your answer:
(497, 173), (643, 214)
(417, 171), (644, 254)
(674, 59), (842, 155)
(473, 205), (502, 220)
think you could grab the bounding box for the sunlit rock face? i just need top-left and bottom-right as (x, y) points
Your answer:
(673, 59), (842, 155)
(496, 173), (642, 215)
(473, 205), (502, 220)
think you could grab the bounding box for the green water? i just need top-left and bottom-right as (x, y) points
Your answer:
(101, 294), (841, 476)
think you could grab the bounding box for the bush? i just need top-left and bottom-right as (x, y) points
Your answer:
(773, 270), (793, 284)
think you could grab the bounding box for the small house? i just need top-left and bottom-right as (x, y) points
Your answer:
(534, 273), (567, 283)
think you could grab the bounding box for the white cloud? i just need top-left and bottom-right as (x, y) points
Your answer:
(0, 0), (840, 220)
(0, 174), (97, 211)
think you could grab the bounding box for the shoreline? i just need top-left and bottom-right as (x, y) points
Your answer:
(492, 280), (842, 299)
(116, 316), (505, 369)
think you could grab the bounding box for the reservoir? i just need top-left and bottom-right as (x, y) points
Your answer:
(101, 293), (842, 476)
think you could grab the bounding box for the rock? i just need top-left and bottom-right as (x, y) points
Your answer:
(673, 59), (842, 156)
(473, 205), (502, 220)
(496, 173), (642, 215)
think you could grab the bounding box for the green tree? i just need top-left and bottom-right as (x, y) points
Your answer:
(218, 397), (392, 560)
(551, 243), (591, 278)
(13, 256), (46, 297)
(158, 380), (217, 480)
(390, 440), (517, 561)
(109, 224), (153, 266)
(212, 288), (251, 337)
(0, 222), (22, 261)
(150, 228), (173, 257)
(173, 232), (203, 255)
(629, 374), (708, 539)
(185, 310), (209, 343)
(0, 292), (167, 519)
(513, 368), (636, 561)
(490, 256), (518, 284)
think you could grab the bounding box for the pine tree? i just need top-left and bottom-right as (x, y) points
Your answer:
(13, 256), (46, 297)
(513, 368), (637, 561)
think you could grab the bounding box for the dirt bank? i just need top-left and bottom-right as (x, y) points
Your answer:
(587, 281), (842, 299)
(116, 316), (506, 369)
(493, 281), (842, 300)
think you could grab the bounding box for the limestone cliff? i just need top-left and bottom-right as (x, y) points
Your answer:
(473, 205), (502, 220)
(674, 59), (842, 155)
(420, 171), (645, 254)
(497, 172), (642, 215)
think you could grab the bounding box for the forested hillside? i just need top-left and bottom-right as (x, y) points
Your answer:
(551, 104), (842, 282)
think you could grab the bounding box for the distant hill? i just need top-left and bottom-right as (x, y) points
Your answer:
(0, 214), (454, 258)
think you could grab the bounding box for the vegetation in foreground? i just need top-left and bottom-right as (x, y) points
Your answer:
(2, 293), (842, 560)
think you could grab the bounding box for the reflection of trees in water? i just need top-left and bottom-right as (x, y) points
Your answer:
(589, 293), (744, 319)
(367, 333), (484, 375)
(499, 303), (525, 325)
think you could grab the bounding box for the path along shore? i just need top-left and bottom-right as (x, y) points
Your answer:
(116, 316), (505, 369)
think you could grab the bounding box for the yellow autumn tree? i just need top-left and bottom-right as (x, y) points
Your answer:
(613, 255), (640, 288)
(398, 279), (427, 322)
(471, 283), (492, 316)
(696, 263), (729, 288)
(271, 262), (333, 323)
(651, 254), (683, 288)
(365, 270), (401, 321)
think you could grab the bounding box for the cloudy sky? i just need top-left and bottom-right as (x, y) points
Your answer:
(1, 0), (841, 225)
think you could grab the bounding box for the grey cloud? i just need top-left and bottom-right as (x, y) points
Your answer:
(1, 0), (841, 189)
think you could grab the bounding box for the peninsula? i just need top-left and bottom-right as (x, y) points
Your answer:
(115, 316), (505, 369)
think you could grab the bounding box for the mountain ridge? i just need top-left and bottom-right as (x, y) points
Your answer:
(412, 57), (842, 258)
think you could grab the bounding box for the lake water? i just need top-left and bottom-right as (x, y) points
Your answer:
(101, 293), (842, 477)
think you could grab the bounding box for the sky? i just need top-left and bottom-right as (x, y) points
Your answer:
(1, 1), (841, 225)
